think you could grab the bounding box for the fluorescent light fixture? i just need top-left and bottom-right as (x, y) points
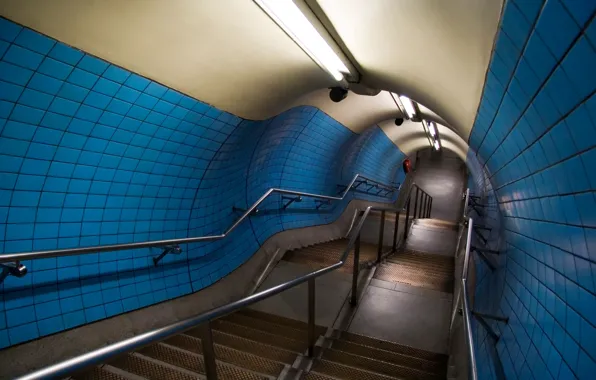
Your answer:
(390, 92), (406, 115)
(399, 95), (417, 119)
(434, 139), (440, 151)
(428, 122), (436, 137)
(255, 0), (349, 81)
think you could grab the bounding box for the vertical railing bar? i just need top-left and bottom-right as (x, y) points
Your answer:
(350, 233), (361, 305)
(403, 193), (411, 241)
(308, 278), (316, 357)
(200, 322), (218, 380)
(392, 211), (399, 252)
(377, 210), (385, 263)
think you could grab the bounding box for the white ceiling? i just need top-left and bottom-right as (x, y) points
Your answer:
(380, 120), (469, 161)
(1, 0), (502, 146)
(316, 0), (503, 139)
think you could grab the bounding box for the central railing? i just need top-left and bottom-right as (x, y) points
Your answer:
(14, 180), (433, 380)
(0, 173), (403, 279)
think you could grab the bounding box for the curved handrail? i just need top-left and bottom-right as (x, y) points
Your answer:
(16, 206), (378, 380)
(0, 174), (398, 263)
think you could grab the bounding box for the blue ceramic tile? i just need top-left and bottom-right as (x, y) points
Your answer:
(38, 57), (73, 80)
(501, 1), (532, 50)
(0, 17), (23, 43)
(0, 61), (34, 86)
(48, 42), (83, 66)
(14, 29), (55, 55)
(562, 36), (596, 101)
(535, 0), (580, 59)
(562, 0), (596, 27)
(77, 55), (109, 75)
(3, 44), (43, 70)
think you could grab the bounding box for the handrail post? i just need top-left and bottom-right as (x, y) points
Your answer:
(308, 278), (316, 357)
(377, 210), (385, 263)
(200, 322), (218, 380)
(351, 233), (361, 305)
(422, 194), (428, 219)
(392, 211), (399, 252)
(403, 195), (411, 241)
(428, 198), (433, 218)
(413, 187), (419, 220)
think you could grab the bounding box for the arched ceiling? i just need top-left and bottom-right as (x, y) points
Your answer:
(380, 120), (469, 161)
(315, 0), (503, 139)
(1, 0), (502, 146)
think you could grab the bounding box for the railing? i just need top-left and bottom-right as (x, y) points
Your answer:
(454, 188), (507, 380)
(0, 174), (400, 280)
(15, 181), (433, 380)
(460, 217), (478, 380)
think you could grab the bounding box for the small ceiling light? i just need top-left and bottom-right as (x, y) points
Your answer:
(428, 122), (436, 137)
(434, 139), (440, 151)
(255, 0), (349, 81)
(399, 95), (417, 119)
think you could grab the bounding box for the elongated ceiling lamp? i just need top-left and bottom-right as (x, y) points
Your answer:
(255, 0), (350, 81)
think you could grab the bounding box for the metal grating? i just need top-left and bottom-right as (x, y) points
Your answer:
(374, 250), (454, 293)
(138, 343), (269, 380)
(338, 332), (448, 363)
(330, 340), (447, 375)
(209, 320), (307, 353)
(282, 239), (385, 273)
(309, 359), (398, 380)
(323, 348), (443, 380)
(211, 330), (297, 364)
(108, 353), (197, 380)
(163, 334), (285, 376)
(70, 366), (129, 380)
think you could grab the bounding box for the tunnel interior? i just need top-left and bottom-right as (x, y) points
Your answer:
(0, 0), (595, 379)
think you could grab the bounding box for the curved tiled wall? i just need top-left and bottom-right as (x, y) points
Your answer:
(468, 1), (596, 378)
(0, 18), (405, 348)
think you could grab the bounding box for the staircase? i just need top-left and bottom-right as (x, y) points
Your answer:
(71, 308), (447, 380)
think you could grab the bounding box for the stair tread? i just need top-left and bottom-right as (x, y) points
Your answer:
(310, 358), (402, 380)
(108, 353), (198, 380)
(71, 366), (141, 380)
(240, 308), (324, 332)
(163, 334), (286, 376)
(138, 342), (270, 380)
(210, 319), (307, 352)
(329, 340), (447, 376)
(323, 348), (444, 380)
(338, 332), (447, 363)
(221, 313), (326, 342)
(211, 329), (298, 364)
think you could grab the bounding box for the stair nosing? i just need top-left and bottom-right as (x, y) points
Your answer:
(314, 358), (404, 380)
(129, 352), (205, 379)
(210, 319), (308, 351)
(157, 341), (277, 380)
(324, 346), (444, 379)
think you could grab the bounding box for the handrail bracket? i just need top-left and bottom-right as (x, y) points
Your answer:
(153, 245), (183, 266)
(0, 261), (27, 284)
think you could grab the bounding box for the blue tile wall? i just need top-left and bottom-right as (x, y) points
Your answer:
(0, 17), (405, 348)
(469, 1), (596, 378)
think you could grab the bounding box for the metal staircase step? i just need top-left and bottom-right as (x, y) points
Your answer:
(138, 342), (271, 379)
(322, 348), (443, 380)
(71, 365), (144, 380)
(307, 359), (400, 380)
(239, 308), (324, 332)
(163, 334), (286, 376)
(221, 313), (324, 342)
(210, 319), (307, 353)
(337, 332), (448, 363)
(329, 340), (447, 376)
(211, 329), (298, 364)
(107, 352), (200, 380)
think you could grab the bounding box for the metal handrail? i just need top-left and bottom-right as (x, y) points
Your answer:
(18, 206), (380, 380)
(16, 178), (434, 380)
(461, 217), (478, 380)
(0, 174), (398, 264)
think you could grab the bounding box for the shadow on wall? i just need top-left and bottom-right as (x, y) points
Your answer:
(0, 18), (405, 348)
(467, 1), (596, 379)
